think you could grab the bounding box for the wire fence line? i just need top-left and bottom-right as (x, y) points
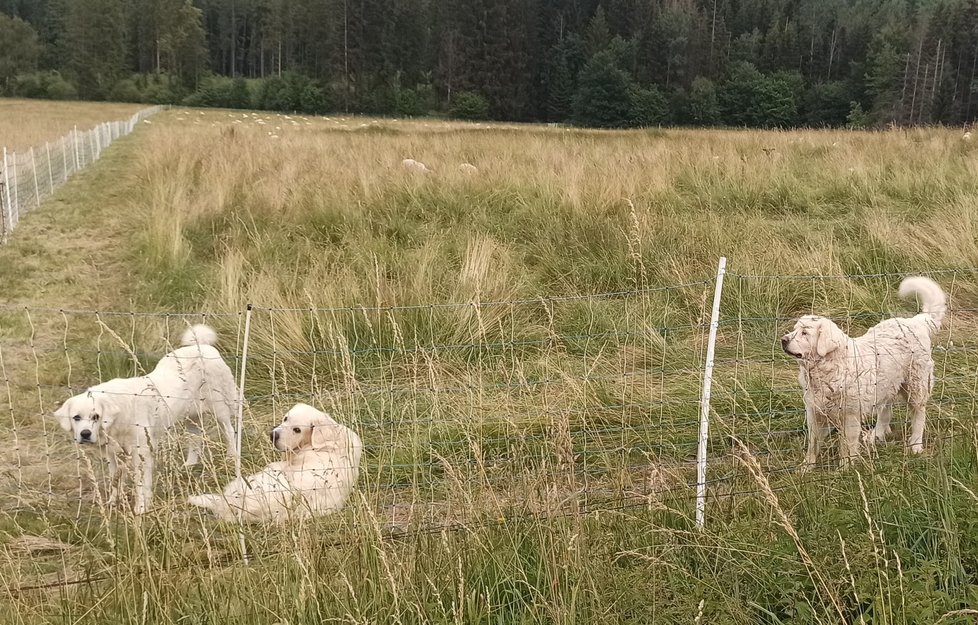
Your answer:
(0, 105), (165, 243)
(1, 264), (976, 583)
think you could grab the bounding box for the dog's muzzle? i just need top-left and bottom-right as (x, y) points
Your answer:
(780, 336), (801, 358)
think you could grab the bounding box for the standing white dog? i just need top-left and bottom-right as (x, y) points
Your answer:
(781, 277), (946, 468)
(188, 403), (363, 523)
(54, 324), (240, 513)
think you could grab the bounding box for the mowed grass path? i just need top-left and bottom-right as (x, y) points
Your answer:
(1, 109), (978, 624)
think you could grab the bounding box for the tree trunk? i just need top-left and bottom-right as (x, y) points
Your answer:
(909, 36), (924, 123)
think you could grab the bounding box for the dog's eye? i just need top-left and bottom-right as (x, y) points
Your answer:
(293, 427), (301, 434)
(283, 417), (288, 423)
(92, 414), (100, 421)
(801, 330), (808, 336)
(72, 415), (81, 422)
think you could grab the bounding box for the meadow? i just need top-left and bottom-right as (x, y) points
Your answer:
(1, 102), (978, 623)
(0, 99), (146, 152)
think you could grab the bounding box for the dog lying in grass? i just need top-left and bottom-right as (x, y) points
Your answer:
(781, 276), (946, 469)
(54, 324), (240, 514)
(188, 403), (363, 523)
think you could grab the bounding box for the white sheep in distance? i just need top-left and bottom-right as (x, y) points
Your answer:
(402, 158), (431, 173)
(458, 163), (479, 174)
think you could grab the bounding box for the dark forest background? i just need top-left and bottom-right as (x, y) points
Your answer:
(2, 0), (978, 127)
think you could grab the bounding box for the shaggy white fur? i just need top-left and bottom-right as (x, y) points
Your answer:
(781, 277), (946, 468)
(188, 403), (363, 523)
(53, 324), (240, 514)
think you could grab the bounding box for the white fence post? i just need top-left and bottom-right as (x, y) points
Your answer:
(61, 137), (68, 184)
(11, 151), (18, 226)
(29, 147), (39, 207)
(73, 126), (80, 170)
(235, 304), (254, 563)
(46, 142), (54, 193)
(696, 256), (727, 530)
(1, 147), (10, 243)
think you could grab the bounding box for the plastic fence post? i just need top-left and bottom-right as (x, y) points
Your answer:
(46, 142), (53, 193)
(1, 147), (9, 242)
(30, 147), (39, 207)
(696, 256), (727, 530)
(235, 304), (254, 563)
(11, 150), (18, 227)
(61, 137), (68, 184)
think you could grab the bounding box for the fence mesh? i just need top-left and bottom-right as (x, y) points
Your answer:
(0, 267), (976, 593)
(1, 106), (164, 242)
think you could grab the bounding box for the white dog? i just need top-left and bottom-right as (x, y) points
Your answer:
(54, 325), (240, 513)
(188, 403), (363, 523)
(781, 277), (946, 468)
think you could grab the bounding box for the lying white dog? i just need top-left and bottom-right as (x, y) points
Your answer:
(781, 276), (946, 468)
(54, 324), (240, 513)
(188, 403), (363, 523)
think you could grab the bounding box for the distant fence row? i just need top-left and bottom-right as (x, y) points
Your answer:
(0, 105), (165, 243)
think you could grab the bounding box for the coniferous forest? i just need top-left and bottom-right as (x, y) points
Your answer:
(1, 0), (978, 128)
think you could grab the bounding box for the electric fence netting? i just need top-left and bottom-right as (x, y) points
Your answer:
(0, 265), (976, 597)
(1, 106), (165, 243)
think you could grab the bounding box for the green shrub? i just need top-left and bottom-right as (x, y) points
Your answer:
(109, 78), (143, 103)
(394, 86), (430, 117)
(450, 90), (490, 120)
(688, 77), (721, 125)
(184, 76), (253, 109)
(847, 101), (870, 129)
(629, 85), (669, 126)
(718, 62), (798, 128)
(255, 73), (330, 114)
(12, 70), (77, 100)
(572, 51), (634, 128)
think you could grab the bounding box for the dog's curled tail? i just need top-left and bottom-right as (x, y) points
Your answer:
(899, 276), (947, 331)
(181, 324), (218, 347)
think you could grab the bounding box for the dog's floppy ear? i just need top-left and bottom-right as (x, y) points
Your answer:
(92, 394), (121, 431)
(814, 318), (847, 358)
(53, 401), (72, 432)
(309, 415), (344, 451)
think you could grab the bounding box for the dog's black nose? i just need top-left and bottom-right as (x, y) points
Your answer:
(80, 429), (92, 440)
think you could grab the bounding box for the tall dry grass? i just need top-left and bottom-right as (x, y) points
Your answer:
(0, 98), (146, 153)
(1, 108), (978, 623)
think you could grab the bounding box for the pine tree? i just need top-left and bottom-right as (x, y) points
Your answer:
(572, 50), (634, 127)
(865, 38), (904, 124)
(688, 76), (720, 125)
(545, 43), (574, 121)
(64, 0), (129, 98)
(585, 5), (611, 55)
(0, 14), (40, 87)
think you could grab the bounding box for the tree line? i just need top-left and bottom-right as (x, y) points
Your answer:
(1, 0), (977, 128)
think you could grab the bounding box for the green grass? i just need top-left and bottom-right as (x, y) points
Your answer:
(1, 110), (978, 623)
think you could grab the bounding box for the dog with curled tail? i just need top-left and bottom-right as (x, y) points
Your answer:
(53, 324), (240, 514)
(781, 277), (946, 469)
(189, 403), (363, 523)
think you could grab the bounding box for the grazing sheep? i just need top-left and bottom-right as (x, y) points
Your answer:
(458, 163), (479, 174)
(402, 158), (431, 173)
